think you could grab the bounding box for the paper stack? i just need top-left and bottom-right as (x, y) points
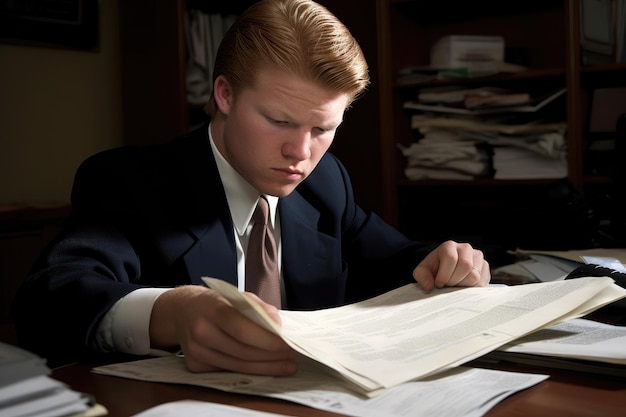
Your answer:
(0, 342), (106, 417)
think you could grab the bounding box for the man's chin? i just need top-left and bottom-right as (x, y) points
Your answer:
(262, 184), (300, 198)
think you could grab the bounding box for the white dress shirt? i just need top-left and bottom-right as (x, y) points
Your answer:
(93, 124), (282, 355)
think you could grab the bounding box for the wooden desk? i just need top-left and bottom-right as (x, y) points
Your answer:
(52, 361), (626, 417)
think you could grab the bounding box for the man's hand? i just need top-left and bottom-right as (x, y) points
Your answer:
(149, 285), (296, 376)
(412, 240), (490, 291)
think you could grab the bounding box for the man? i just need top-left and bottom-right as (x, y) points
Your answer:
(12, 0), (490, 374)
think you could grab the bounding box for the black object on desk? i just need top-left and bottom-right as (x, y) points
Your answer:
(565, 263), (626, 325)
(565, 263), (626, 288)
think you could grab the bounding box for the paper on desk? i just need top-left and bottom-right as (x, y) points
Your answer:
(203, 276), (625, 395)
(511, 248), (626, 265)
(518, 257), (569, 282)
(132, 400), (290, 417)
(499, 318), (626, 364)
(95, 355), (548, 417)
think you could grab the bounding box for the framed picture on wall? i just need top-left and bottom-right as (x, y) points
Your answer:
(0, 0), (99, 51)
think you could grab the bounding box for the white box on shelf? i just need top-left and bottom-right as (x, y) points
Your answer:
(430, 35), (505, 68)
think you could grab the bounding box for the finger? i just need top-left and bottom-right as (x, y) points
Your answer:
(453, 248), (488, 287)
(182, 307), (295, 375)
(412, 250), (439, 291)
(211, 305), (292, 355)
(184, 347), (297, 376)
(183, 335), (297, 376)
(179, 296), (291, 359)
(433, 241), (464, 288)
(246, 292), (283, 326)
(467, 250), (486, 286)
(478, 259), (491, 286)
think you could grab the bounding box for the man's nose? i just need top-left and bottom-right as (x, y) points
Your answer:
(282, 131), (312, 160)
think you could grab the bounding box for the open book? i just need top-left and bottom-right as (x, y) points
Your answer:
(202, 276), (626, 396)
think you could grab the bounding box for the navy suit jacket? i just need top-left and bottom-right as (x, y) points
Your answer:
(12, 124), (431, 365)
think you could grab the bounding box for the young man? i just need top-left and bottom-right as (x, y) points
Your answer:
(12, 0), (490, 374)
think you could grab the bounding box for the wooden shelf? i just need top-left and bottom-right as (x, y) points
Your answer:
(394, 68), (566, 89)
(373, 0), (624, 254)
(116, 0), (625, 258)
(397, 178), (561, 187)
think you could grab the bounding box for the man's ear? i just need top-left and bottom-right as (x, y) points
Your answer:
(213, 75), (233, 115)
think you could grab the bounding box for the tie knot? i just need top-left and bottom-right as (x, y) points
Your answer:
(253, 197), (269, 226)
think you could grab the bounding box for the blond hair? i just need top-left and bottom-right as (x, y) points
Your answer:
(205, 0), (369, 118)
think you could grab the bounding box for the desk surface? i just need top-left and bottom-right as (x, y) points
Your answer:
(52, 361), (626, 417)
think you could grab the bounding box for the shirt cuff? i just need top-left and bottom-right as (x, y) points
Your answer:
(110, 288), (172, 355)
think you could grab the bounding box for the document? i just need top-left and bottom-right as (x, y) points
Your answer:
(95, 355), (548, 417)
(510, 247), (626, 265)
(133, 400), (291, 417)
(200, 276), (626, 395)
(0, 342), (106, 417)
(0, 341), (49, 387)
(476, 318), (626, 378)
(502, 317), (626, 363)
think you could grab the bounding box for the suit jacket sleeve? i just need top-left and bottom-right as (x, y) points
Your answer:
(11, 127), (233, 366)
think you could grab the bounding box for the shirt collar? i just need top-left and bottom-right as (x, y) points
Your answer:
(208, 123), (278, 236)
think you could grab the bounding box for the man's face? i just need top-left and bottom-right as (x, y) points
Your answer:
(213, 69), (349, 197)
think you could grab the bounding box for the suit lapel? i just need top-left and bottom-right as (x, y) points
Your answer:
(181, 221), (238, 286)
(173, 125), (238, 286)
(169, 125), (343, 299)
(280, 192), (344, 308)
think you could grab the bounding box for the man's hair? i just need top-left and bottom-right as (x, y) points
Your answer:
(205, 0), (370, 118)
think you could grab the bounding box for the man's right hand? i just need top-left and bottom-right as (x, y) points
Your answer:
(149, 285), (297, 376)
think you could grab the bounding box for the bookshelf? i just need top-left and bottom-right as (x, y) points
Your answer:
(371, 0), (626, 263)
(118, 0), (255, 147)
(118, 1), (626, 264)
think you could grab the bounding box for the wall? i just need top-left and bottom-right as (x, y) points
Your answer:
(0, 0), (122, 208)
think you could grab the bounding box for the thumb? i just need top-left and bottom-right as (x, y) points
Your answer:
(246, 293), (283, 326)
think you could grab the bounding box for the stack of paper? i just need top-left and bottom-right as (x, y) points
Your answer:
(402, 88), (568, 180)
(0, 342), (106, 417)
(478, 318), (626, 378)
(201, 276), (626, 396)
(93, 277), (626, 417)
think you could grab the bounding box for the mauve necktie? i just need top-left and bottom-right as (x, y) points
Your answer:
(245, 197), (281, 308)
